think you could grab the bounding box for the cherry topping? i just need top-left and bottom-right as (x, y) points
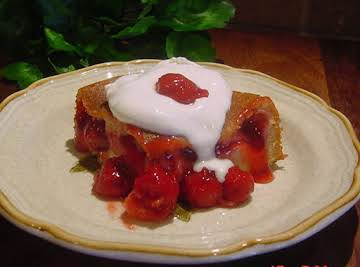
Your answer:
(74, 100), (109, 153)
(215, 111), (272, 183)
(74, 100), (91, 152)
(156, 73), (209, 104)
(149, 148), (197, 182)
(118, 135), (145, 176)
(124, 165), (179, 221)
(74, 100), (91, 129)
(93, 156), (136, 199)
(183, 168), (222, 208)
(240, 112), (268, 149)
(221, 167), (254, 207)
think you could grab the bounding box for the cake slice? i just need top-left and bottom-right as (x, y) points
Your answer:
(75, 77), (284, 183)
(73, 61), (284, 222)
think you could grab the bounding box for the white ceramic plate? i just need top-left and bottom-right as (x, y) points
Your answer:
(0, 60), (359, 264)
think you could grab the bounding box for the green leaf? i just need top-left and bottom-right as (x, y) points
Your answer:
(48, 57), (76, 74)
(56, 64), (76, 73)
(79, 58), (89, 67)
(112, 16), (156, 39)
(95, 16), (125, 27)
(1, 62), (43, 89)
(44, 27), (80, 55)
(70, 164), (87, 173)
(70, 155), (100, 173)
(174, 204), (191, 222)
(166, 31), (215, 61)
(160, 0), (235, 31)
(75, 24), (103, 55)
(138, 3), (153, 19)
(0, 0), (232, 89)
(82, 41), (100, 55)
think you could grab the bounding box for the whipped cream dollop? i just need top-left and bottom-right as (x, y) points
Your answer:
(106, 57), (233, 182)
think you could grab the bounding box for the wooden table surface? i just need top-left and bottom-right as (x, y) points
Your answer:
(0, 29), (359, 267)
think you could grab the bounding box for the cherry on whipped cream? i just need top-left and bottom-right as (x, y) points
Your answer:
(155, 73), (209, 104)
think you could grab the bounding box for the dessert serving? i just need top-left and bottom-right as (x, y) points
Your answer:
(73, 58), (285, 222)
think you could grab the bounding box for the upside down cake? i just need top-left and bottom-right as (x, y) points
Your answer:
(73, 58), (285, 222)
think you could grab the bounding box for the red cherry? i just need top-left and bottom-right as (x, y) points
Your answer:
(156, 73), (209, 104)
(221, 167), (254, 207)
(93, 157), (136, 198)
(124, 165), (179, 221)
(183, 168), (222, 208)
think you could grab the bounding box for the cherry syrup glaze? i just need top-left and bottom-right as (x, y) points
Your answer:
(101, 133), (146, 177)
(156, 73), (209, 104)
(106, 202), (136, 230)
(148, 147), (197, 183)
(125, 125), (188, 158)
(125, 126), (197, 182)
(241, 112), (268, 149)
(216, 112), (273, 183)
(118, 135), (146, 176)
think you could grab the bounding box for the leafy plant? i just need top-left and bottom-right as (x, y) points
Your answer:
(0, 0), (235, 88)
